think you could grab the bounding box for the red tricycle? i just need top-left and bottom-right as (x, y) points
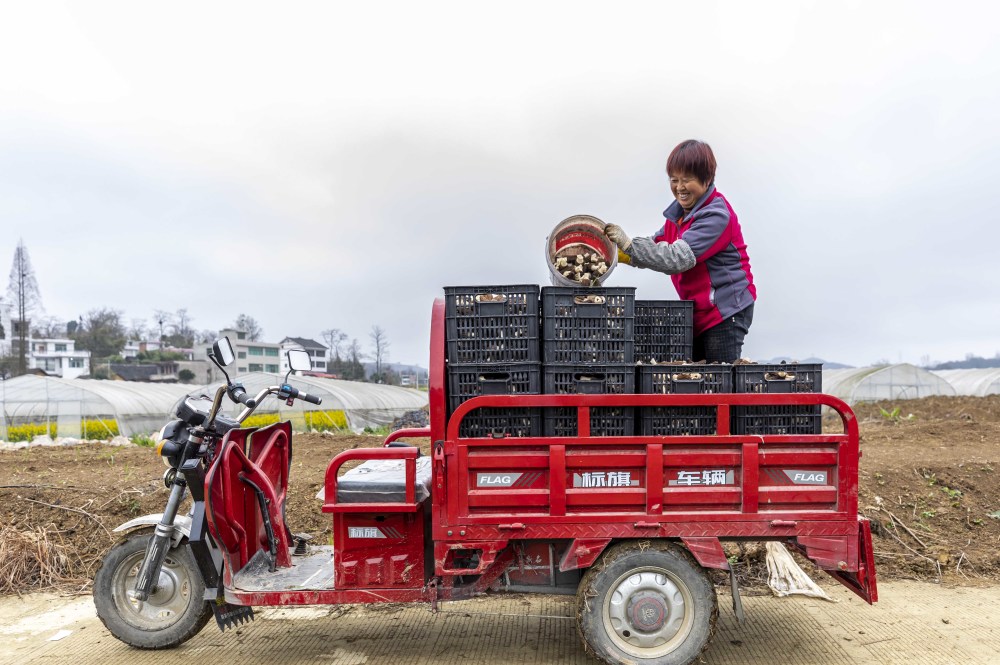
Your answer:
(94, 299), (877, 665)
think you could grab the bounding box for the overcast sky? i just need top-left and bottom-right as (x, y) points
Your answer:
(1, 1), (997, 368)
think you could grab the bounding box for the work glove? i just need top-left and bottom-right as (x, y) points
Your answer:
(604, 224), (632, 252)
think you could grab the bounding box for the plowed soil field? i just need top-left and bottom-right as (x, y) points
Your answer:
(1, 395), (998, 594)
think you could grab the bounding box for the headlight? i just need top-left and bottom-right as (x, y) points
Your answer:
(155, 420), (186, 468)
(153, 424), (167, 452)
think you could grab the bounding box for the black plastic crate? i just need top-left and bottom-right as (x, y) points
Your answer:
(731, 405), (823, 436)
(732, 363), (822, 394)
(445, 285), (540, 365)
(542, 287), (635, 365)
(635, 300), (694, 363)
(638, 363), (732, 395)
(640, 405), (724, 436)
(637, 363), (731, 435)
(731, 362), (823, 435)
(542, 364), (634, 436)
(545, 407), (634, 437)
(447, 363), (541, 438)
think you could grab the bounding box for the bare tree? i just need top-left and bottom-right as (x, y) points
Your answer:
(330, 339), (366, 381)
(152, 309), (174, 343)
(31, 316), (65, 339)
(321, 328), (348, 360)
(234, 313), (263, 341)
(369, 325), (390, 382)
(5, 240), (44, 374)
(129, 318), (148, 341)
(196, 329), (218, 344)
(173, 308), (195, 345)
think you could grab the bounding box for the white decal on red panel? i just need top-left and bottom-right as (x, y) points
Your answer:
(573, 471), (639, 488)
(668, 470), (735, 486)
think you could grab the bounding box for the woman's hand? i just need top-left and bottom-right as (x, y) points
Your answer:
(604, 224), (632, 252)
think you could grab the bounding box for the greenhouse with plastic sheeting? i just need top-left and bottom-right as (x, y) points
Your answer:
(187, 372), (428, 433)
(1, 373), (428, 442)
(822, 364), (956, 405)
(930, 368), (1000, 396)
(0, 375), (194, 440)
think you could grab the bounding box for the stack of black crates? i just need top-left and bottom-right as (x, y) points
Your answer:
(634, 300), (723, 435)
(444, 285), (541, 438)
(541, 286), (635, 436)
(444, 285), (823, 437)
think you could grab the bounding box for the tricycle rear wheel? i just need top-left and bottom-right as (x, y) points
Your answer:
(93, 530), (213, 649)
(576, 540), (717, 665)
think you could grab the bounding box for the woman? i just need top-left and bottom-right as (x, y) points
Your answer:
(605, 140), (756, 362)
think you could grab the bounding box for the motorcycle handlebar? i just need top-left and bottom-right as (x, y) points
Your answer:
(234, 384), (322, 424)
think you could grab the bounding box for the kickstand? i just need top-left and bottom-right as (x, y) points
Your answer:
(729, 566), (746, 625)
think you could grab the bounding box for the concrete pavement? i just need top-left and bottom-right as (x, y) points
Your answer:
(1, 581), (997, 664)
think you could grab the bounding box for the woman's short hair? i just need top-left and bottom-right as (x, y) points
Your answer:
(666, 140), (717, 185)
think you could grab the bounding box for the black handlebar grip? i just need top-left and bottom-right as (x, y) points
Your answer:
(231, 387), (257, 408)
(278, 383), (320, 405)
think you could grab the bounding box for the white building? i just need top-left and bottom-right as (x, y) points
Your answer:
(279, 337), (329, 375)
(27, 337), (91, 379)
(121, 339), (164, 359)
(0, 309), (90, 379)
(211, 328), (284, 375)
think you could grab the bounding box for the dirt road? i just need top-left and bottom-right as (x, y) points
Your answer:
(2, 582), (997, 664)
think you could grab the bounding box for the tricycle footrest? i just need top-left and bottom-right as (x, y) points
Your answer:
(213, 602), (254, 631)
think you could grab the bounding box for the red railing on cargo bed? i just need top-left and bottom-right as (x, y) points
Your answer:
(441, 392), (858, 526)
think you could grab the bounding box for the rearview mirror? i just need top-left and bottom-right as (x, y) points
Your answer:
(212, 337), (236, 367)
(287, 349), (311, 372)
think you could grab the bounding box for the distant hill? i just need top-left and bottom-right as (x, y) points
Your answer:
(761, 356), (853, 369)
(929, 356), (1000, 370)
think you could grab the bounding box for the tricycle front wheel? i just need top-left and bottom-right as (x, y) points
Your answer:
(93, 530), (213, 649)
(576, 540), (717, 665)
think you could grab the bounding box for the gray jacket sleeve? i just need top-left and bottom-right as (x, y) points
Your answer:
(626, 236), (696, 275)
